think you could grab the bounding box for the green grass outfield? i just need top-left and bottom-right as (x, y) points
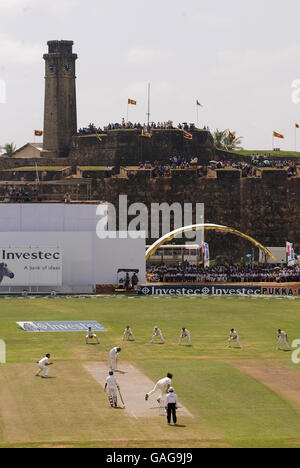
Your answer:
(1, 296), (300, 448)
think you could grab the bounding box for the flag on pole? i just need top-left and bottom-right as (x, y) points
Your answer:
(34, 130), (43, 136)
(286, 241), (295, 266)
(196, 100), (203, 107)
(128, 99), (137, 105)
(203, 242), (210, 268)
(273, 131), (284, 139)
(183, 130), (193, 140)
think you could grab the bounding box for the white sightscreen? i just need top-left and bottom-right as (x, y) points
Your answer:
(0, 232), (146, 288)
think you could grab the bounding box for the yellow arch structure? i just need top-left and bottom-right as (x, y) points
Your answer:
(146, 223), (276, 261)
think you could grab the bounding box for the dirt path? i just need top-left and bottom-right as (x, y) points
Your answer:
(229, 360), (300, 406)
(84, 362), (193, 419)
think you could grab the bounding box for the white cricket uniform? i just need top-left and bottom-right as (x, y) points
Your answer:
(151, 327), (165, 344)
(122, 327), (135, 341)
(178, 329), (192, 345)
(86, 329), (99, 343)
(227, 330), (243, 348)
(105, 375), (119, 405)
(109, 347), (120, 370)
(147, 377), (172, 401)
(35, 356), (50, 377)
(277, 331), (291, 350)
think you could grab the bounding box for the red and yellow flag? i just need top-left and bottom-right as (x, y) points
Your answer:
(34, 130), (43, 137)
(273, 131), (284, 139)
(128, 98), (137, 105)
(141, 130), (151, 138)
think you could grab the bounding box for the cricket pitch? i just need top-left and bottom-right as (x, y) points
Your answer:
(84, 362), (193, 419)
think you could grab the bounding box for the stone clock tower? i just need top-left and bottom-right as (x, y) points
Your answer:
(43, 40), (77, 157)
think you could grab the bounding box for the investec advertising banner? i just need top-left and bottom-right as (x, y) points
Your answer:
(139, 285), (300, 296)
(0, 247), (62, 286)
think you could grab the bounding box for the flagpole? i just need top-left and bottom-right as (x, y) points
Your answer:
(196, 103), (199, 128)
(147, 83), (150, 129)
(126, 101), (129, 123)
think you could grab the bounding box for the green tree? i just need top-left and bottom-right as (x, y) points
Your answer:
(3, 142), (16, 157)
(213, 130), (243, 151)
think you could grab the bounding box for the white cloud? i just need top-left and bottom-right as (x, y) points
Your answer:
(0, 0), (37, 9)
(127, 46), (172, 63)
(0, 0), (79, 11)
(0, 36), (43, 65)
(216, 46), (300, 80)
(191, 14), (232, 28)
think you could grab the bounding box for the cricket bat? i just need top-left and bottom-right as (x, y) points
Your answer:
(118, 388), (125, 408)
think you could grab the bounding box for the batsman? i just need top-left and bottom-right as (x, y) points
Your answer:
(104, 371), (123, 408)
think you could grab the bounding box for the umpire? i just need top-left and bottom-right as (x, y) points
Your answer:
(165, 387), (178, 425)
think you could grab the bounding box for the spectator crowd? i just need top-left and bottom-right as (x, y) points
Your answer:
(77, 121), (209, 136)
(3, 185), (40, 203)
(147, 265), (300, 283)
(136, 156), (298, 178)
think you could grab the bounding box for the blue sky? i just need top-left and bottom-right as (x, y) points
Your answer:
(1, 0), (300, 150)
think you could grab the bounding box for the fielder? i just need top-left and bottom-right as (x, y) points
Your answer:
(86, 326), (100, 345)
(104, 371), (120, 408)
(122, 325), (135, 341)
(178, 327), (192, 346)
(226, 329), (243, 349)
(35, 353), (53, 378)
(277, 329), (291, 351)
(151, 326), (165, 344)
(145, 372), (173, 403)
(109, 346), (121, 371)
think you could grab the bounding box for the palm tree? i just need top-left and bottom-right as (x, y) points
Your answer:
(3, 143), (16, 157)
(213, 130), (243, 151)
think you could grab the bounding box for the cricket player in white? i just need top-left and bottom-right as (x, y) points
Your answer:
(145, 373), (173, 403)
(277, 329), (291, 351)
(109, 347), (121, 371)
(86, 327), (100, 345)
(226, 329), (243, 349)
(35, 353), (53, 378)
(151, 326), (165, 344)
(122, 325), (135, 341)
(178, 327), (192, 346)
(104, 371), (120, 407)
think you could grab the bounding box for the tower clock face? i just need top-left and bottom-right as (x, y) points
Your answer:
(64, 64), (71, 73)
(48, 64), (55, 73)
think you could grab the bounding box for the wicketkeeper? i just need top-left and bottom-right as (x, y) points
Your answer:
(151, 326), (165, 344)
